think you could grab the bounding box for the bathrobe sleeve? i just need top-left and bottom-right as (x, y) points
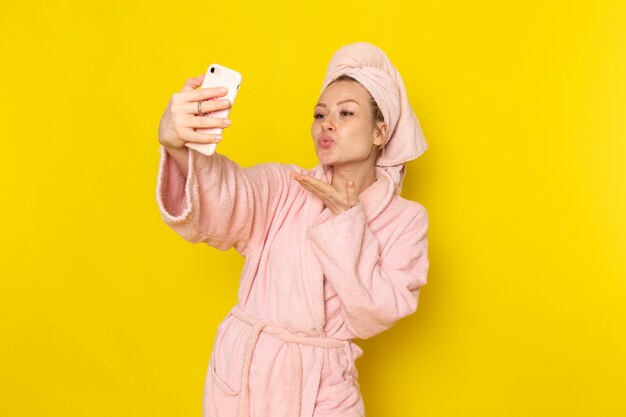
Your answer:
(156, 147), (295, 254)
(307, 203), (429, 339)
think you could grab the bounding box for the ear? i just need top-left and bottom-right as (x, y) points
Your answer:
(373, 121), (388, 146)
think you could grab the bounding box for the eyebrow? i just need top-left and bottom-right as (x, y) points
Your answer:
(314, 99), (361, 108)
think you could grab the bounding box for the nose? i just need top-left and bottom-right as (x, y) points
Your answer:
(321, 116), (335, 132)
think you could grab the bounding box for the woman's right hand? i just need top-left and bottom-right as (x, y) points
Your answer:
(158, 74), (233, 149)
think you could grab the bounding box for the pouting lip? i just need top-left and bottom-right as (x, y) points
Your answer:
(318, 133), (335, 144)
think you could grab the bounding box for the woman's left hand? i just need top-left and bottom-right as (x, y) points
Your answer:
(292, 174), (359, 216)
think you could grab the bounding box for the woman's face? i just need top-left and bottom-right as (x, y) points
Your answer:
(311, 80), (385, 168)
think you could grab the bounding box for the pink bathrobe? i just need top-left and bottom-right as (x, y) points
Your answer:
(156, 148), (429, 417)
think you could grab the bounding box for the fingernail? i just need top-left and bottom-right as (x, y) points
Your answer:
(215, 135), (223, 140)
(223, 119), (232, 125)
(220, 99), (230, 106)
(220, 87), (228, 93)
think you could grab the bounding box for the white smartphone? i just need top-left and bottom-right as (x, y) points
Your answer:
(186, 64), (242, 156)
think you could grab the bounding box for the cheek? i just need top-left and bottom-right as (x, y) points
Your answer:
(311, 121), (320, 137)
(352, 125), (376, 148)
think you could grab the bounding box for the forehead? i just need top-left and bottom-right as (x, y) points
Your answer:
(317, 80), (371, 104)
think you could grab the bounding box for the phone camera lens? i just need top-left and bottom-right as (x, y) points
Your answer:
(210, 67), (215, 73)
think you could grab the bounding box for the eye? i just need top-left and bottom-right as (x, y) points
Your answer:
(313, 113), (326, 119)
(340, 110), (355, 117)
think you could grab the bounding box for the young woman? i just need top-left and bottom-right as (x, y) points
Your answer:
(157, 42), (429, 417)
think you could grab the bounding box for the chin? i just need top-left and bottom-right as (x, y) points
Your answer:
(315, 151), (336, 166)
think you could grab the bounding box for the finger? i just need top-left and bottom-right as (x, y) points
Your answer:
(296, 181), (344, 215)
(171, 98), (230, 116)
(177, 127), (223, 144)
(191, 87), (228, 102)
(172, 87), (228, 107)
(292, 174), (333, 193)
(294, 179), (337, 208)
(292, 175), (321, 194)
(181, 74), (205, 92)
(183, 114), (232, 129)
(346, 181), (358, 207)
(291, 172), (334, 193)
(297, 182), (327, 202)
(296, 181), (328, 199)
(193, 98), (231, 115)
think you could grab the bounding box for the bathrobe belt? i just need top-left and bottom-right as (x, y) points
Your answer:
(230, 306), (348, 417)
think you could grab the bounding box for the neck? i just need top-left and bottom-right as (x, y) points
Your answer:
(330, 162), (377, 196)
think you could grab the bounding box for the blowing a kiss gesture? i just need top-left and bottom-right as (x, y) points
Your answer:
(291, 173), (359, 216)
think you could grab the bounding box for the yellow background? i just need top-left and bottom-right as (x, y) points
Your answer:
(1, 0), (625, 416)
